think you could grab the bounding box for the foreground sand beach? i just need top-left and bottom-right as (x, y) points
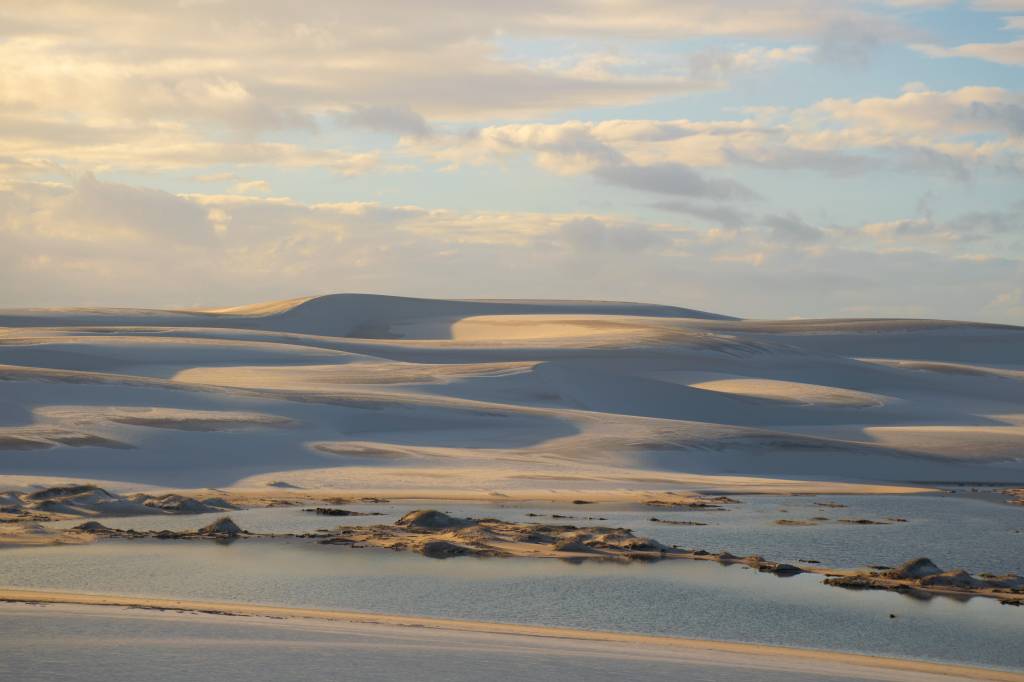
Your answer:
(1, 590), (1021, 682)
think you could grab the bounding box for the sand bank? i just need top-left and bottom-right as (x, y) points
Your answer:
(0, 590), (1021, 681)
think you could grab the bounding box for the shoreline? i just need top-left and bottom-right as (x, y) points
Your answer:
(0, 475), (941, 505)
(2, 588), (1022, 681)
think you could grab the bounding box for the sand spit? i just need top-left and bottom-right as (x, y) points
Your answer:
(0, 594), (1021, 682)
(0, 522), (93, 547)
(35, 405), (298, 432)
(650, 517), (708, 526)
(644, 496), (740, 510)
(65, 514), (247, 542)
(302, 506), (383, 517)
(0, 426), (132, 451)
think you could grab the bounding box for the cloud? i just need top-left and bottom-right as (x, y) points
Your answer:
(763, 213), (825, 243)
(339, 105), (433, 138)
(972, 1), (1024, 11)
(816, 19), (886, 66)
(592, 162), (757, 200)
(411, 86), (1024, 188)
(27, 173), (215, 245)
(885, 0), (954, 6)
(689, 45), (816, 82)
(558, 217), (673, 253)
(914, 39), (1024, 66)
(2, 176), (1021, 323)
(809, 86), (1024, 137)
(0, 0), (927, 180)
(1, 3), (1010, 184)
(651, 200), (753, 227)
(912, 2), (1024, 66)
(233, 180), (271, 194)
(723, 146), (877, 176)
(0, 112), (384, 173)
(409, 120), (758, 199)
(0, 3), (746, 134)
(0, 2), (1021, 323)
(862, 208), (1023, 244)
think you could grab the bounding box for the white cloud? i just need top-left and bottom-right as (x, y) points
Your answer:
(807, 86), (1024, 137)
(912, 1), (1024, 66)
(914, 39), (1024, 65)
(410, 86), (1024, 185)
(0, 3), (1021, 323)
(2, 176), (1021, 323)
(233, 180), (271, 194)
(861, 209), (1023, 245)
(973, 1), (1024, 10)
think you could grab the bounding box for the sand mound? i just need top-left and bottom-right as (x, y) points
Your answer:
(5, 482), (240, 520)
(0, 485), (238, 520)
(553, 537), (596, 553)
(884, 558), (943, 580)
(419, 540), (473, 558)
(72, 520), (112, 533)
(918, 570), (985, 589)
(198, 516), (242, 536)
(26, 485), (112, 501)
(36, 406), (295, 432)
(140, 494), (237, 513)
(0, 427), (131, 451)
(199, 293), (731, 339)
(688, 378), (886, 407)
(396, 510), (472, 530)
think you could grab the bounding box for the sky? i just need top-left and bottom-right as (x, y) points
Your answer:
(1, 1), (1023, 322)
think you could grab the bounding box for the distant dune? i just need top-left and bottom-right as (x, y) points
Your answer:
(0, 293), (1022, 494)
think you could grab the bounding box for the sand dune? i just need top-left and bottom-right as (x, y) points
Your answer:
(0, 293), (1022, 495)
(687, 378), (888, 408)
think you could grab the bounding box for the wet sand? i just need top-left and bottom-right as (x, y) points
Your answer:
(1, 591), (1021, 681)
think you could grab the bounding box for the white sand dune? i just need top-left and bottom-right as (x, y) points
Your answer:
(0, 293), (1022, 494)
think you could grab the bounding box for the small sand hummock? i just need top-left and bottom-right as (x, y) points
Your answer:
(395, 510), (471, 530)
(824, 557), (1024, 603)
(0, 484), (237, 523)
(199, 516), (242, 537)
